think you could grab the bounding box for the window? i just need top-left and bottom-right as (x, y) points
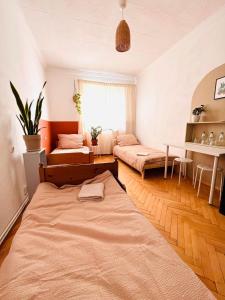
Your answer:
(81, 81), (126, 131)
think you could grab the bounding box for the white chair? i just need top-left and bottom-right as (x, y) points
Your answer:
(171, 157), (193, 185)
(194, 164), (224, 200)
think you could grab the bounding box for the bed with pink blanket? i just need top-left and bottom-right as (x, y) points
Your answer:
(0, 163), (213, 299)
(113, 144), (176, 178)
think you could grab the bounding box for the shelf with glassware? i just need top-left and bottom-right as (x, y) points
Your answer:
(185, 121), (225, 148)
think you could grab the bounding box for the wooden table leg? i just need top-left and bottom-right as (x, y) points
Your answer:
(209, 156), (219, 205)
(164, 145), (169, 179)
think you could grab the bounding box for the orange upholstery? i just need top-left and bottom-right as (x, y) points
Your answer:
(40, 120), (79, 154)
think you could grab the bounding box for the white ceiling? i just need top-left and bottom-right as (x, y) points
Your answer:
(19, 0), (225, 75)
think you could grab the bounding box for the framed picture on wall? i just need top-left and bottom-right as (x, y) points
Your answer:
(214, 76), (225, 100)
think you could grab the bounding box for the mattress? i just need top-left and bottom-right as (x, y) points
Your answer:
(0, 171), (213, 299)
(113, 144), (175, 172)
(50, 146), (90, 154)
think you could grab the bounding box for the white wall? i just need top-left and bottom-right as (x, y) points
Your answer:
(46, 68), (79, 121)
(136, 5), (225, 155)
(46, 67), (136, 121)
(0, 0), (47, 237)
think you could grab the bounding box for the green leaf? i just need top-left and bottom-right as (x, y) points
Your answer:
(28, 100), (34, 111)
(37, 126), (46, 133)
(28, 119), (34, 135)
(19, 114), (25, 122)
(11, 81), (46, 135)
(10, 82), (29, 132)
(42, 81), (47, 89)
(16, 115), (27, 135)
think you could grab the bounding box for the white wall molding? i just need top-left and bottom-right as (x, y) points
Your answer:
(0, 196), (29, 246)
(47, 66), (136, 85)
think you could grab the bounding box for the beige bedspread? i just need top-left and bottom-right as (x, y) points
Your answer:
(0, 171), (213, 300)
(51, 146), (90, 154)
(113, 144), (175, 172)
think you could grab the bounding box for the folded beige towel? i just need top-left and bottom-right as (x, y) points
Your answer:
(136, 152), (150, 156)
(78, 183), (104, 201)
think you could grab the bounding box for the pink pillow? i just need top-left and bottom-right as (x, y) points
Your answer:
(117, 134), (139, 147)
(58, 134), (83, 149)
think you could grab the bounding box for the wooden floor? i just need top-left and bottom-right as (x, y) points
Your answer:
(0, 216), (21, 267)
(1, 156), (225, 299)
(95, 156), (225, 300)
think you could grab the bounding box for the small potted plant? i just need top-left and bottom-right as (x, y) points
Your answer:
(90, 126), (102, 146)
(192, 105), (206, 122)
(10, 81), (46, 152)
(73, 92), (81, 114)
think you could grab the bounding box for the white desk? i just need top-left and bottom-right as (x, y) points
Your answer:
(164, 142), (225, 205)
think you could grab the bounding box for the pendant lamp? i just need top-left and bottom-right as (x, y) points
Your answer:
(115, 0), (130, 52)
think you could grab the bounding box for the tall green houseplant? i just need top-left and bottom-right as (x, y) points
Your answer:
(10, 81), (46, 152)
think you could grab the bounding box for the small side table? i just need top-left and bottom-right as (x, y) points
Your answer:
(23, 149), (47, 199)
(91, 145), (101, 157)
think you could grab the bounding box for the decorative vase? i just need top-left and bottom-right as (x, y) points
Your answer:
(91, 139), (98, 146)
(23, 135), (41, 152)
(192, 115), (200, 123)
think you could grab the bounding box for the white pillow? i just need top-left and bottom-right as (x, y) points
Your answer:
(58, 134), (83, 149)
(117, 134), (139, 147)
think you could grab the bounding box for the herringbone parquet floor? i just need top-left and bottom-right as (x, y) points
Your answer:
(95, 156), (225, 300)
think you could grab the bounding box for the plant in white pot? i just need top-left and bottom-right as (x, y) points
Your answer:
(10, 81), (46, 152)
(192, 105), (206, 122)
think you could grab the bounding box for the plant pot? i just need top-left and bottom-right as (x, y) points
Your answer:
(200, 112), (206, 122)
(191, 115), (200, 123)
(23, 135), (41, 152)
(91, 139), (98, 146)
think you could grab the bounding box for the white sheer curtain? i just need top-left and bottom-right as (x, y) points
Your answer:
(78, 80), (136, 154)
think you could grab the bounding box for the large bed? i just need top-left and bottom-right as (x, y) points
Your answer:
(113, 144), (176, 178)
(0, 161), (213, 299)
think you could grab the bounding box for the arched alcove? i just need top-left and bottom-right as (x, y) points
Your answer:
(192, 63), (225, 121)
(189, 64), (225, 192)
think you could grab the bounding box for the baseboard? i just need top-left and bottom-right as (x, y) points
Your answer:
(0, 196), (30, 246)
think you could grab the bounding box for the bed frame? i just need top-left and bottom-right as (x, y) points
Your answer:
(114, 155), (174, 179)
(39, 159), (125, 190)
(141, 160), (174, 179)
(47, 151), (94, 165)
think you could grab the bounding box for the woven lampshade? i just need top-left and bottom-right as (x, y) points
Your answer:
(115, 19), (130, 52)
